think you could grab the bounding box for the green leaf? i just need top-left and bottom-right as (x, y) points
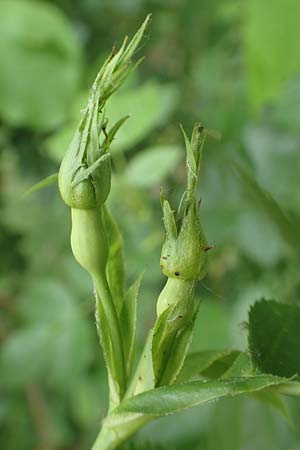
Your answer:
(271, 381), (300, 397)
(177, 350), (240, 383)
(107, 376), (287, 424)
(245, 0), (300, 109)
(106, 81), (178, 153)
(251, 391), (292, 424)
(120, 275), (143, 377)
(231, 160), (300, 254)
(124, 145), (182, 188)
(248, 299), (300, 377)
(0, 0), (81, 130)
(24, 173), (58, 196)
(103, 206), (125, 312)
(0, 279), (94, 388)
(222, 353), (254, 379)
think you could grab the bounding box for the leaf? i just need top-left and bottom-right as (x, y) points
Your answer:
(106, 375), (288, 424)
(248, 299), (300, 377)
(23, 173), (58, 196)
(177, 350), (240, 383)
(222, 353), (254, 379)
(124, 145), (182, 188)
(245, 0), (300, 109)
(271, 381), (300, 397)
(103, 206), (125, 312)
(106, 81), (179, 153)
(120, 275), (143, 377)
(0, 0), (80, 130)
(231, 159), (300, 254)
(0, 279), (94, 389)
(251, 391), (292, 424)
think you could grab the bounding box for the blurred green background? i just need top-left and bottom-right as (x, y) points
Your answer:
(1, 0), (300, 449)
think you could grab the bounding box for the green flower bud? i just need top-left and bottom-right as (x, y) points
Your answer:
(58, 14), (151, 210)
(160, 198), (208, 281)
(58, 95), (112, 209)
(159, 124), (210, 282)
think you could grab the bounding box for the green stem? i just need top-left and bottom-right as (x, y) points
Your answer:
(156, 277), (194, 316)
(91, 416), (151, 450)
(93, 272), (127, 402)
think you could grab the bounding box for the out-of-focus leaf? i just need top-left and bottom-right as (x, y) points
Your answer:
(0, 0), (81, 130)
(191, 300), (232, 351)
(69, 374), (105, 428)
(0, 279), (94, 388)
(120, 275), (143, 377)
(107, 376), (288, 424)
(0, 326), (51, 386)
(107, 81), (178, 153)
(245, 0), (300, 109)
(124, 145), (182, 188)
(251, 391), (292, 424)
(103, 206), (125, 312)
(271, 381), (300, 397)
(177, 350), (240, 383)
(24, 173), (58, 197)
(248, 299), (300, 377)
(236, 209), (286, 267)
(222, 352), (253, 378)
(231, 160), (300, 254)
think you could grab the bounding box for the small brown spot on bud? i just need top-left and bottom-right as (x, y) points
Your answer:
(174, 271), (180, 276)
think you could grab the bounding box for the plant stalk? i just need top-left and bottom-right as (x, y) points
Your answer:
(91, 416), (151, 450)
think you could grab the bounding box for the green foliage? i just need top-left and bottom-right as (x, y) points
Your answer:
(108, 376), (288, 419)
(245, 0), (300, 109)
(248, 299), (300, 378)
(2, 1), (300, 449)
(0, 0), (80, 130)
(124, 145), (182, 188)
(0, 279), (94, 388)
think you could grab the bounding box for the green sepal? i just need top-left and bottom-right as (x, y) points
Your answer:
(24, 173), (58, 197)
(162, 198), (178, 239)
(102, 115), (130, 151)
